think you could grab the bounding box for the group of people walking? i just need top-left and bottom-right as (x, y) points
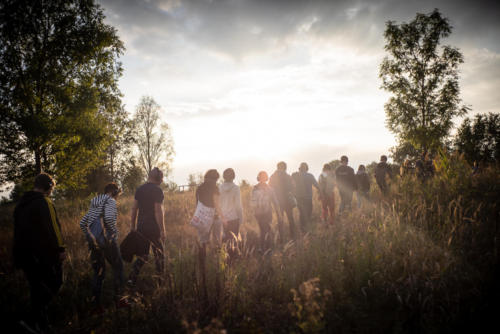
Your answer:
(12, 154), (394, 332)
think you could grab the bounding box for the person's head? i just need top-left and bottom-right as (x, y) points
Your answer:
(104, 183), (121, 198)
(257, 171), (268, 184)
(299, 162), (308, 172)
(277, 161), (287, 171)
(341, 155), (348, 165)
(358, 165), (366, 172)
(322, 164), (332, 172)
(380, 155), (388, 162)
(204, 169), (220, 183)
(148, 167), (164, 185)
(223, 168), (235, 182)
(34, 173), (56, 196)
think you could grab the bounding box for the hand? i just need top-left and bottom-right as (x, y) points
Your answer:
(59, 251), (67, 262)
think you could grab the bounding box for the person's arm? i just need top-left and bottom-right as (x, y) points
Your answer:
(103, 199), (118, 241)
(154, 201), (165, 239)
(271, 189), (283, 220)
(235, 187), (243, 224)
(130, 200), (139, 231)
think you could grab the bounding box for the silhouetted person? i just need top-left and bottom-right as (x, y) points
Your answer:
(194, 169), (226, 302)
(251, 171), (282, 252)
(292, 162), (319, 231)
(318, 164), (336, 225)
(129, 167), (165, 285)
(335, 156), (357, 214)
(269, 161), (297, 240)
(375, 155), (392, 195)
(356, 165), (370, 208)
(219, 168), (243, 258)
(80, 183), (129, 311)
(416, 152), (434, 182)
(13, 173), (66, 333)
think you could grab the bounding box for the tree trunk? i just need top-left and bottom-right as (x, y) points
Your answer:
(35, 148), (42, 175)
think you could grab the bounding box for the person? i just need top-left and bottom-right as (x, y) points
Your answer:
(356, 165), (370, 208)
(218, 168), (243, 257)
(375, 155), (392, 195)
(416, 152), (434, 182)
(318, 164), (336, 225)
(13, 173), (66, 333)
(129, 167), (165, 285)
(335, 156), (357, 214)
(269, 161), (297, 240)
(251, 171), (282, 252)
(291, 162), (319, 231)
(80, 183), (128, 311)
(194, 169), (226, 301)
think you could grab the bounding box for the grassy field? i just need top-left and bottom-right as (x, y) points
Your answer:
(0, 156), (498, 333)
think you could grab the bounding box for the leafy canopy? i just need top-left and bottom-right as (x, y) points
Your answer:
(0, 0), (124, 190)
(380, 9), (468, 159)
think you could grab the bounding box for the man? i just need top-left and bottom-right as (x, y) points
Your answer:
(13, 173), (66, 332)
(335, 156), (357, 214)
(269, 161), (297, 240)
(375, 155), (392, 195)
(291, 162), (319, 231)
(129, 167), (165, 284)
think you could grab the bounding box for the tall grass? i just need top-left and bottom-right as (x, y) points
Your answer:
(0, 155), (498, 333)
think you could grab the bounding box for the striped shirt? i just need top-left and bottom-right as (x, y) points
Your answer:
(80, 194), (118, 241)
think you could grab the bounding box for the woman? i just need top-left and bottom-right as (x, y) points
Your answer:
(219, 168), (243, 257)
(356, 165), (370, 208)
(318, 163), (336, 225)
(251, 171), (282, 252)
(193, 169), (226, 300)
(80, 183), (129, 311)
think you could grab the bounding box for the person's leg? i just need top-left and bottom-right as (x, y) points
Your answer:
(277, 206), (285, 243)
(104, 241), (125, 299)
(305, 197), (313, 226)
(24, 261), (63, 331)
(321, 198), (328, 222)
(285, 206), (296, 238)
(339, 190), (346, 214)
(346, 191), (353, 211)
(90, 248), (106, 305)
(357, 191), (363, 209)
(327, 193), (335, 224)
(151, 237), (164, 276)
(129, 233), (152, 284)
(297, 198), (307, 231)
(256, 213), (272, 251)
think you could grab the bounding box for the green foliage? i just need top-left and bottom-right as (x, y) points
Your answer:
(380, 9), (468, 157)
(0, 0), (124, 190)
(454, 112), (500, 164)
(133, 96), (175, 177)
(121, 159), (145, 194)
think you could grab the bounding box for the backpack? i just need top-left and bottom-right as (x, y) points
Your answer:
(88, 197), (109, 248)
(251, 186), (272, 215)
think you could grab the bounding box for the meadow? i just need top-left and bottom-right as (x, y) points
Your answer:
(0, 154), (498, 333)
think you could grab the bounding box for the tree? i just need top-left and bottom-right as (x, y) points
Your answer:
(134, 96), (175, 177)
(0, 0), (124, 190)
(454, 113), (500, 164)
(380, 9), (468, 159)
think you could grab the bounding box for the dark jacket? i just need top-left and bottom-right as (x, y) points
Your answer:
(291, 171), (319, 199)
(356, 171), (370, 193)
(375, 162), (392, 183)
(335, 165), (358, 192)
(269, 170), (295, 207)
(13, 191), (65, 267)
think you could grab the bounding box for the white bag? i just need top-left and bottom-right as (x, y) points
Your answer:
(190, 201), (215, 231)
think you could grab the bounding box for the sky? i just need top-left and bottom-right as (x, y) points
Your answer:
(98, 0), (500, 185)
